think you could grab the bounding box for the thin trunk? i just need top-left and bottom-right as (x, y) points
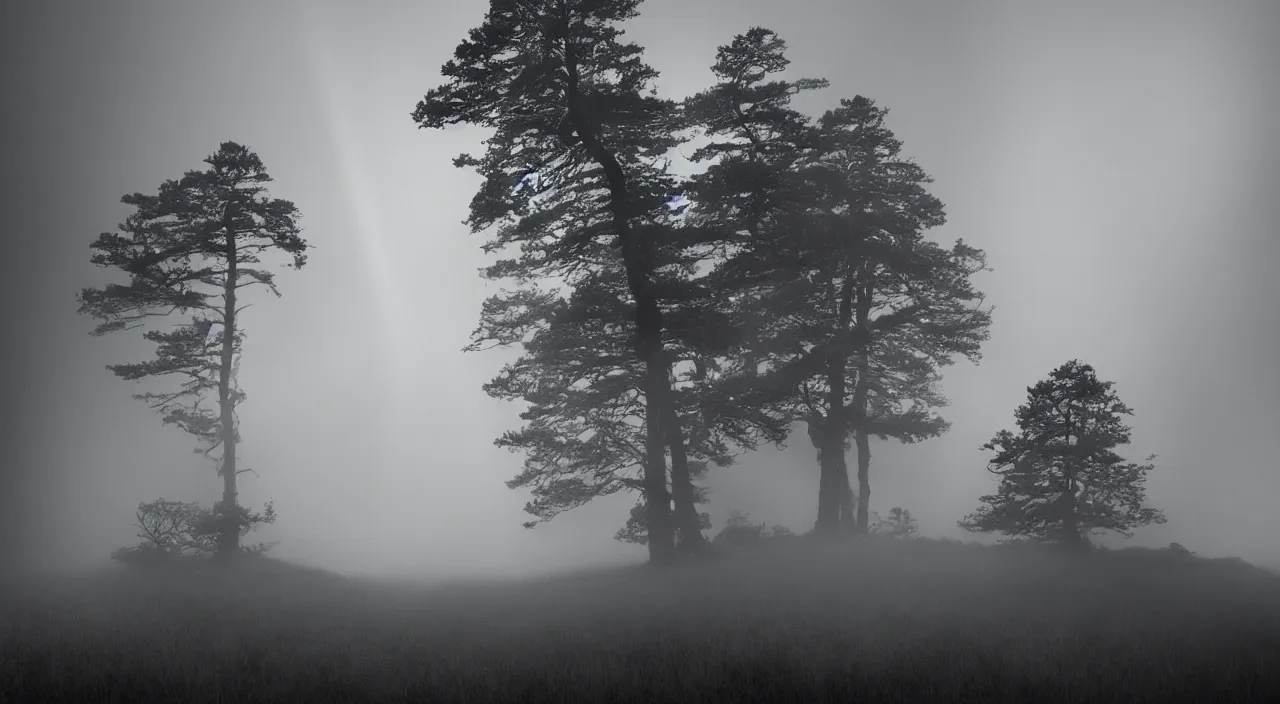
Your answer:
(852, 267), (874, 534)
(562, 37), (675, 562)
(216, 207), (240, 560)
(854, 425), (871, 533)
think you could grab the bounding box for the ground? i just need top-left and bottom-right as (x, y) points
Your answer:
(3, 537), (1278, 703)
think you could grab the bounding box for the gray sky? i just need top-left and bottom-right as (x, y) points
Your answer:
(3, 0), (1277, 578)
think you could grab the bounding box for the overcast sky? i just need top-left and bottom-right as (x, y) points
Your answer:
(2, 0), (1277, 579)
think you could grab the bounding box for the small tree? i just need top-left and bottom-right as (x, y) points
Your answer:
(959, 360), (1166, 548)
(709, 510), (795, 549)
(112, 497), (277, 565)
(870, 506), (919, 538)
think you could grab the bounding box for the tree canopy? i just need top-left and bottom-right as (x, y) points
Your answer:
(959, 360), (1166, 547)
(416, 14), (996, 556)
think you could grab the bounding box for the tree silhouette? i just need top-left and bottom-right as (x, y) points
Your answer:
(476, 243), (787, 550)
(78, 142), (307, 558)
(679, 27), (872, 532)
(959, 360), (1167, 548)
(795, 98), (991, 533)
(414, 0), (697, 561)
(681, 50), (992, 534)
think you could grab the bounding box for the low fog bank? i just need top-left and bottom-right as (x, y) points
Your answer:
(14, 457), (1280, 586)
(7, 536), (1279, 701)
(9, 535), (1279, 608)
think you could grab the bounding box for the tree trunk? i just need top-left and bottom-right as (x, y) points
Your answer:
(814, 453), (841, 533)
(814, 279), (854, 534)
(854, 425), (871, 534)
(1061, 414), (1084, 549)
(562, 46), (675, 563)
(668, 437), (706, 553)
(639, 344), (676, 562)
(1059, 484), (1085, 549)
(660, 389), (707, 553)
(829, 422), (854, 531)
(851, 269), (874, 534)
(216, 207), (240, 561)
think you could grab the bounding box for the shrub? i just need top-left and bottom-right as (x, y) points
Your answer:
(869, 507), (919, 539)
(112, 497), (277, 564)
(711, 511), (795, 549)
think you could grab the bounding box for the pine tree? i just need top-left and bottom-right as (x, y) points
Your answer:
(682, 77), (992, 534)
(414, 0), (694, 562)
(958, 360), (1167, 548)
(678, 27), (860, 530)
(476, 243), (787, 550)
(674, 30), (994, 534)
(77, 142), (307, 559)
(797, 98), (992, 533)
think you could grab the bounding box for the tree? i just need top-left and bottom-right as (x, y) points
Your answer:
(684, 84), (992, 534)
(675, 30), (993, 535)
(796, 98), (992, 534)
(958, 360), (1167, 548)
(78, 142), (307, 559)
(476, 252), (786, 551)
(414, 0), (696, 562)
(678, 27), (869, 532)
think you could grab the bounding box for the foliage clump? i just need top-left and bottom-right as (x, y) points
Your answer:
(111, 497), (277, 566)
(869, 506), (920, 538)
(710, 510), (797, 549)
(959, 360), (1166, 548)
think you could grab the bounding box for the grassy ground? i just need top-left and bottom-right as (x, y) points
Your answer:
(2, 537), (1278, 703)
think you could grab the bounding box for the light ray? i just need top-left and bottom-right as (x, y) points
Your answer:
(298, 10), (415, 381)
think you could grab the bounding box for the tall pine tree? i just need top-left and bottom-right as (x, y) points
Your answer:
(78, 142), (307, 559)
(808, 98), (992, 532)
(414, 0), (695, 561)
(678, 28), (862, 530)
(474, 227), (787, 550)
(739, 97), (990, 533)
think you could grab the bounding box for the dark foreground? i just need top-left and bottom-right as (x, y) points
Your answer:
(3, 538), (1279, 703)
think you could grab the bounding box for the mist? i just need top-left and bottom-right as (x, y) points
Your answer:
(3, 0), (1278, 582)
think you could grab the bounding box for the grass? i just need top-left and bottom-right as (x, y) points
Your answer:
(2, 537), (1278, 703)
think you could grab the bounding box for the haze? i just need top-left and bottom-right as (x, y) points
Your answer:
(2, 0), (1277, 581)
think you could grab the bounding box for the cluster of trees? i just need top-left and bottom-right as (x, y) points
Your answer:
(80, 0), (1166, 565)
(413, 4), (992, 562)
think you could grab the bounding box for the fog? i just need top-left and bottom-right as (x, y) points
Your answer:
(2, 0), (1277, 581)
